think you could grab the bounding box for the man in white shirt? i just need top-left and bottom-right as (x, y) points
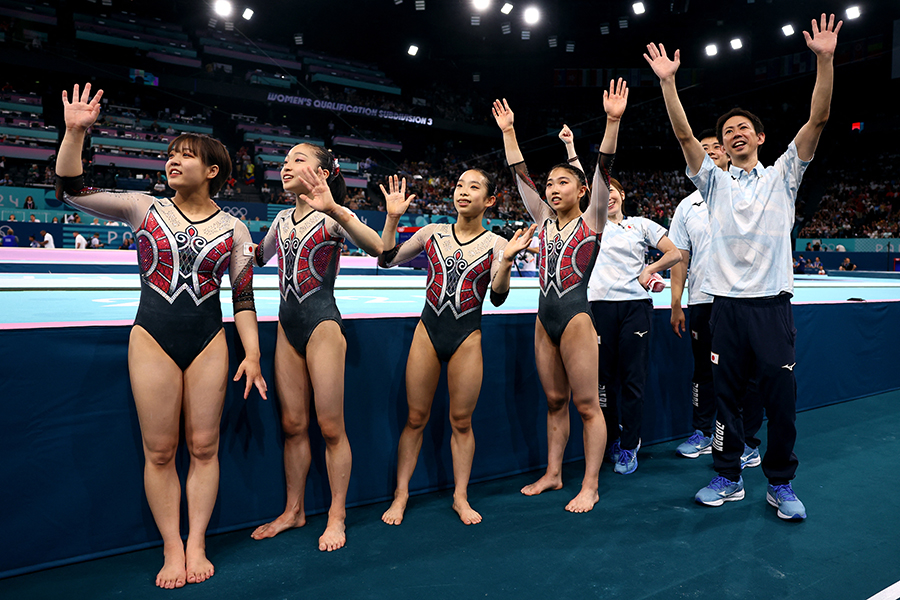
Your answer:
(668, 130), (763, 468)
(39, 230), (55, 249)
(646, 13), (843, 520)
(73, 231), (87, 249)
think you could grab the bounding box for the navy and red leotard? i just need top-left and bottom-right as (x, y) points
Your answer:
(58, 178), (256, 370)
(510, 154), (613, 345)
(380, 223), (508, 362)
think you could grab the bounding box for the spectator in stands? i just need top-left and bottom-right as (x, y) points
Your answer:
(793, 255), (806, 274)
(2, 227), (18, 247)
(29, 214), (39, 222)
(0, 173), (12, 185)
(26, 164), (39, 184)
(839, 257), (856, 271)
(73, 231), (87, 249)
(73, 214), (82, 224)
(91, 218), (100, 225)
(38, 229), (54, 248)
(43, 166), (54, 185)
(805, 242), (813, 251)
(119, 238), (132, 250)
(809, 256), (824, 274)
(51, 216), (59, 223)
(29, 235), (39, 247)
(8, 214), (16, 221)
(23, 196), (35, 210)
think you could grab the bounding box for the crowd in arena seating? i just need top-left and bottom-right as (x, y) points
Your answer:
(798, 168), (899, 239)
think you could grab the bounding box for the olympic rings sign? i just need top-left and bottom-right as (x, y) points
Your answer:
(220, 206), (249, 219)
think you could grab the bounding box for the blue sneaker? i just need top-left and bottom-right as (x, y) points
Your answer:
(605, 439), (621, 464)
(614, 446), (639, 474)
(676, 430), (713, 458)
(695, 476), (744, 506)
(741, 445), (761, 469)
(767, 483), (806, 520)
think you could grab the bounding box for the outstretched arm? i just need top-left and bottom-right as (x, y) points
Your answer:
(56, 83), (152, 226)
(644, 44), (705, 176)
(493, 98), (553, 224)
(295, 165), (383, 256)
(599, 78), (628, 155)
(795, 13), (842, 161)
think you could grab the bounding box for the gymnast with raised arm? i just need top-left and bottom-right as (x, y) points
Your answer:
(379, 171), (535, 525)
(492, 80), (623, 512)
(250, 144), (383, 551)
(56, 84), (267, 589)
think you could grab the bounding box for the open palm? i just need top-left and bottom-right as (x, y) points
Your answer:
(603, 78), (629, 120)
(492, 98), (515, 131)
(643, 43), (680, 81)
(503, 224), (538, 261)
(804, 13), (842, 57)
(62, 83), (103, 131)
(379, 174), (416, 217)
(296, 165), (339, 213)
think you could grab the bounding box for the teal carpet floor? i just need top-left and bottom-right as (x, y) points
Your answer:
(3, 390), (899, 600)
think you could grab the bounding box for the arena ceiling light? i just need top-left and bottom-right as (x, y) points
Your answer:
(473, 0), (490, 10)
(242, 8), (253, 20)
(600, 22), (610, 35)
(548, 35), (557, 48)
(845, 6), (860, 19)
(471, 15), (481, 25)
(293, 33), (303, 45)
(521, 29), (530, 39)
(782, 24), (794, 36)
(730, 38), (742, 49)
(523, 6), (539, 25)
(415, 0), (425, 10)
(501, 3), (513, 15)
(408, 44), (419, 56)
(705, 43), (718, 56)
(618, 17), (629, 29)
(213, 0), (232, 17)
(632, 2), (645, 15)
(565, 41), (575, 52)
(501, 21), (511, 34)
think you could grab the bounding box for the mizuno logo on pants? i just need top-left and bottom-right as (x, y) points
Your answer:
(634, 331), (648, 337)
(782, 363), (796, 371)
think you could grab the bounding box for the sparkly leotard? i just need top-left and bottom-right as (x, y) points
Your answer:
(510, 154), (613, 345)
(380, 223), (508, 362)
(58, 178), (255, 370)
(255, 207), (350, 356)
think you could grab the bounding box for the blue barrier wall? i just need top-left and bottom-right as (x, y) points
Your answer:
(2, 301), (899, 577)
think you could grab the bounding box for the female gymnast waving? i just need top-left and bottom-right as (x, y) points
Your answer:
(379, 171), (535, 525)
(491, 78), (626, 512)
(56, 83), (267, 589)
(250, 144), (383, 551)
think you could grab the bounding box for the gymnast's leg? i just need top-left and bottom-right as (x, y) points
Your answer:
(382, 321), (442, 525)
(559, 313), (606, 512)
(129, 325), (186, 590)
(520, 316), (570, 497)
(251, 323), (312, 541)
(446, 330), (484, 525)
(305, 321), (351, 551)
(181, 329), (229, 584)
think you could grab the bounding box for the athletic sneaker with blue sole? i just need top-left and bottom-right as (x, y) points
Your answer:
(741, 445), (761, 468)
(676, 430), (713, 458)
(767, 483), (807, 520)
(695, 476), (744, 506)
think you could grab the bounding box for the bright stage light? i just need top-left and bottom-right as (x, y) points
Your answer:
(408, 44), (419, 56)
(213, 0), (232, 17)
(501, 3), (513, 15)
(242, 8), (253, 20)
(782, 24), (794, 36)
(632, 2), (645, 15)
(705, 44), (718, 56)
(846, 6), (860, 19)
(730, 38), (742, 49)
(524, 6), (539, 25)
(473, 0), (490, 10)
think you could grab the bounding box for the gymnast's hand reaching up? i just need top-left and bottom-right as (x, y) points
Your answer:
(380, 174), (416, 218)
(62, 83), (103, 132)
(502, 224), (538, 263)
(294, 165), (340, 214)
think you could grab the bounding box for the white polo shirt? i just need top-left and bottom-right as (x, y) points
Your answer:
(689, 142), (809, 298)
(668, 191), (713, 306)
(74, 234), (87, 249)
(588, 216), (667, 301)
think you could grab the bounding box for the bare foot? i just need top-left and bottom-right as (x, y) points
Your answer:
(565, 488), (600, 513)
(155, 543), (186, 590)
(318, 516), (346, 552)
(250, 510), (306, 540)
(520, 472), (563, 496)
(452, 495), (482, 525)
(185, 544), (214, 584)
(381, 491), (409, 525)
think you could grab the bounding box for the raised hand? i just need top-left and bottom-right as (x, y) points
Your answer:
(643, 43), (680, 81)
(379, 174), (416, 218)
(603, 78), (629, 121)
(492, 98), (515, 132)
(558, 124), (574, 145)
(503, 224), (538, 261)
(295, 165), (339, 213)
(804, 13), (842, 57)
(61, 83), (103, 131)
